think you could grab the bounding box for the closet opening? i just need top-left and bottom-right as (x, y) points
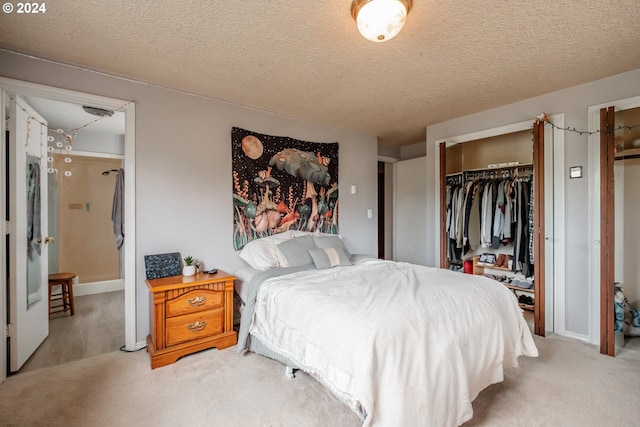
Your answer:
(599, 104), (640, 356)
(438, 116), (557, 337)
(612, 107), (640, 354)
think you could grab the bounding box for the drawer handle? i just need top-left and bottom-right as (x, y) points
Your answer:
(187, 296), (207, 307)
(187, 321), (206, 333)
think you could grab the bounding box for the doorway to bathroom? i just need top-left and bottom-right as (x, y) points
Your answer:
(19, 95), (125, 373)
(1, 78), (136, 378)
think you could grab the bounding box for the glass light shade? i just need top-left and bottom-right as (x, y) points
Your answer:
(352, 0), (412, 42)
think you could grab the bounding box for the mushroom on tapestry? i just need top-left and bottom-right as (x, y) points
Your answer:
(269, 148), (330, 232)
(231, 127), (339, 250)
(253, 170), (281, 233)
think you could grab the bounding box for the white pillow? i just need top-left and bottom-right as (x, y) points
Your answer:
(238, 231), (297, 270)
(238, 239), (278, 270)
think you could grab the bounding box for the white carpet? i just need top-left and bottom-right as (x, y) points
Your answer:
(1, 334), (638, 426)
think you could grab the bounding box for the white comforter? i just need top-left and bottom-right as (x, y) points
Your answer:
(249, 259), (538, 427)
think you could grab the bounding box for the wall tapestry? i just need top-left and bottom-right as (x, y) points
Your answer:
(232, 127), (339, 250)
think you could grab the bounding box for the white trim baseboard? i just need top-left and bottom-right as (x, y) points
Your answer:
(73, 279), (125, 296)
(560, 329), (592, 343)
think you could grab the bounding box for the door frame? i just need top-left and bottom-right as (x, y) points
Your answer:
(435, 115), (565, 336)
(0, 77), (137, 382)
(588, 95), (640, 352)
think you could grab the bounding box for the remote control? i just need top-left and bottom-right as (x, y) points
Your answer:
(205, 268), (218, 274)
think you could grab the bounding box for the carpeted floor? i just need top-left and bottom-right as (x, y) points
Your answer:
(1, 334), (638, 426)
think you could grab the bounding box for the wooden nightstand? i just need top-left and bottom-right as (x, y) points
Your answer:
(146, 271), (237, 369)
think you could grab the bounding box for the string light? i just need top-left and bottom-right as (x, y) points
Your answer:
(537, 112), (640, 136)
(10, 95), (130, 178)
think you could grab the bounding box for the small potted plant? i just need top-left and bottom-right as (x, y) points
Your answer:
(183, 255), (196, 277)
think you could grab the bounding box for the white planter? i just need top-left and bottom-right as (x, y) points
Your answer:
(182, 265), (196, 277)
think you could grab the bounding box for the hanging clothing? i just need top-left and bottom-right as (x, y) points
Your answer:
(492, 180), (506, 249)
(467, 181), (483, 252)
(513, 179), (533, 277)
(455, 184), (465, 249)
(27, 164), (41, 255)
(503, 179), (513, 240)
(480, 183), (493, 247)
(111, 168), (125, 250)
(445, 168), (534, 273)
(529, 175), (535, 265)
(462, 180), (476, 248)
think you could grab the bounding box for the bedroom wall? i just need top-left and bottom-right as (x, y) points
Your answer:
(399, 141), (426, 160)
(393, 157), (427, 264)
(425, 68), (640, 340)
(0, 49), (379, 343)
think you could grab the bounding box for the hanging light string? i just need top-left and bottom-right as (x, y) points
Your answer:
(10, 95), (130, 135)
(536, 112), (640, 136)
(10, 95), (130, 177)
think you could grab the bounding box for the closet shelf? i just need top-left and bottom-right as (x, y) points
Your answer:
(462, 162), (533, 173)
(519, 303), (534, 311)
(505, 284), (534, 293)
(476, 262), (511, 271)
(615, 147), (640, 159)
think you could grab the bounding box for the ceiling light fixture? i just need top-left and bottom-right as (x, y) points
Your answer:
(82, 105), (114, 117)
(351, 0), (412, 43)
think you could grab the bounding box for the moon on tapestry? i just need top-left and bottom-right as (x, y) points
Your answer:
(242, 135), (264, 160)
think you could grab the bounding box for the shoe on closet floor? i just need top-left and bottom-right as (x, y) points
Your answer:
(501, 255), (512, 268)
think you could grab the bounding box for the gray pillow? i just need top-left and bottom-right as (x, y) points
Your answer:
(308, 247), (352, 269)
(276, 235), (317, 266)
(313, 235), (352, 258)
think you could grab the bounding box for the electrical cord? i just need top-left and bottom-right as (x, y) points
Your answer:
(119, 344), (147, 352)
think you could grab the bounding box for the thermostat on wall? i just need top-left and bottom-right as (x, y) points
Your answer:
(569, 166), (582, 179)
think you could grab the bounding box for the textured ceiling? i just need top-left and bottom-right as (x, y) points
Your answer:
(1, 0), (639, 147)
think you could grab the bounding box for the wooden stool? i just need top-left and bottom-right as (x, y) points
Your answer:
(48, 272), (76, 316)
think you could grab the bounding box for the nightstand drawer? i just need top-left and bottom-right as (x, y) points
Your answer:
(146, 271), (237, 368)
(166, 289), (224, 317)
(165, 308), (224, 346)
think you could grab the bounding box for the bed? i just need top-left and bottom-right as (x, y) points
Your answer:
(235, 232), (538, 427)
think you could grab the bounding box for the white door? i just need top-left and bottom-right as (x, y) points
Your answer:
(8, 94), (49, 371)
